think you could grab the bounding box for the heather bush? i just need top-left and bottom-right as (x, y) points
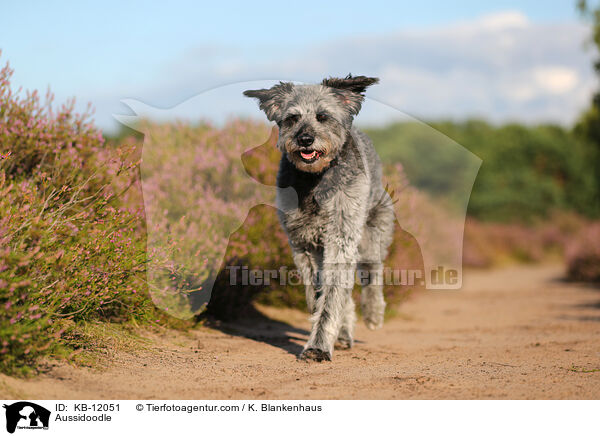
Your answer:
(566, 222), (600, 282)
(133, 119), (291, 318)
(462, 213), (589, 268)
(0, 59), (152, 375)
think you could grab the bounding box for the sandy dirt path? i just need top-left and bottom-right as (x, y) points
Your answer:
(1, 264), (599, 399)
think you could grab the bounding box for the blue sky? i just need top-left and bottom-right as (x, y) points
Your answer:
(0, 1), (595, 131)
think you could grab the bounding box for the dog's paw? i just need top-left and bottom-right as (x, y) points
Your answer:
(298, 348), (331, 362)
(361, 288), (386, 330)
(335, 337), (353, 350)
(364, 317), (384, 330)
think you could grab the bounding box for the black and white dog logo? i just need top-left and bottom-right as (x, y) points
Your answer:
(3, 402), (50, 434)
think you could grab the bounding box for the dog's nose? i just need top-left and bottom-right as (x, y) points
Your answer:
(297, 134), (314, 147)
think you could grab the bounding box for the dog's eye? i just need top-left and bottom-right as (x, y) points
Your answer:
(316, 113), (329, 122)
(283, 114), (299, 126)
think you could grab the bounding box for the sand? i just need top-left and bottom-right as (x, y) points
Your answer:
(1, 264), (599, 399)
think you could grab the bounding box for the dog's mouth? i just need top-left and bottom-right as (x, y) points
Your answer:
(298, 149), (323, 163)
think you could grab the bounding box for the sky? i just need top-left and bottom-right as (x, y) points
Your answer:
(0, 0), (597, 131)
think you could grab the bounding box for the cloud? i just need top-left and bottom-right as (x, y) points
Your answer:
(103, 11), (596, 130)
(532, 66), (578, 94)
(470, 10), (530, 31)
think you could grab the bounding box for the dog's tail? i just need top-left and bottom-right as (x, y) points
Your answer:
(383, 183), (400, 206)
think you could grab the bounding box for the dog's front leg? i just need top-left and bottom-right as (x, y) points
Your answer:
(299, 183), (368, 361)
(292, 250), (320, 313)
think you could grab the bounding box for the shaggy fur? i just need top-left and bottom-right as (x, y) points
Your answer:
(244, 75), (394, 361)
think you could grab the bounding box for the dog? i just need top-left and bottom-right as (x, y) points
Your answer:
(244, 75), (394, 361)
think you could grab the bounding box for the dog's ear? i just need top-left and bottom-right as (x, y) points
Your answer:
(322, 74), (379, 115)
(322, 75), (379, 94)
(243, 82), (293, 122)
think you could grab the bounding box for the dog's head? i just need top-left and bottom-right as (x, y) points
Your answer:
(244, 75), (378, 173)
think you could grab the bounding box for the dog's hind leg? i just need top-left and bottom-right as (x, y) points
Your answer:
(358, 202), (394, 330)
(358, 261), (386, 330)
(336, 292), (356, 349)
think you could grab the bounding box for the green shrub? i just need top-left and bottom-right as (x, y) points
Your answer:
(367, 120), (599, 222)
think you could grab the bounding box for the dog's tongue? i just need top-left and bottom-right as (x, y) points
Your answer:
(300, 150), (317, 160)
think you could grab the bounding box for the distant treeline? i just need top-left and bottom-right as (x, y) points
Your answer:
(365, 120), (600, 222)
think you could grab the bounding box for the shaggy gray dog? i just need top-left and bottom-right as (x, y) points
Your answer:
(244, 75), (394, 361)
